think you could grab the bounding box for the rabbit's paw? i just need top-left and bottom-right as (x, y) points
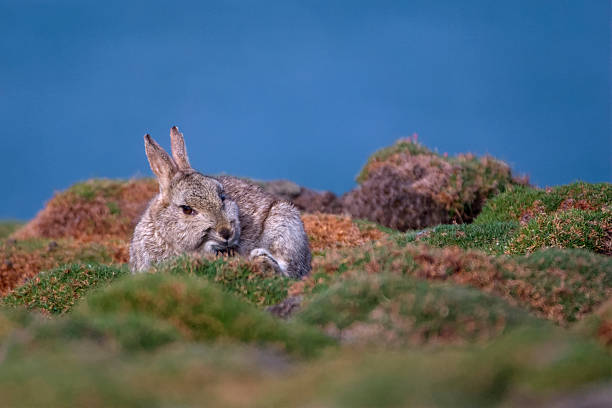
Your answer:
(249, 248), (288, 277)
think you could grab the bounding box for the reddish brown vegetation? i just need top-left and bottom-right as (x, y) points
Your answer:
(342, 140), (526, 230)
(0, 238), (127, 296)
(14, 179), (158, 241)
(302, 213), (384, 252)
(292, 238), (610, 325)
(2, 178), (381, 295)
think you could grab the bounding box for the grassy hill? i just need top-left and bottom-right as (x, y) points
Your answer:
(0, 140), (610, 407)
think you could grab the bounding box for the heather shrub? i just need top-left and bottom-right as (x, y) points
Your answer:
(346, 138), (524, 230)
(342, 166), (449, 230)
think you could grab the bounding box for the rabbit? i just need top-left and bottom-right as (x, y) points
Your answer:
(129, 126), (312, 278)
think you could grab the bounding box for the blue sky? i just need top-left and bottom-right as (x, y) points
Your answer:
(1, 0), (610, 219)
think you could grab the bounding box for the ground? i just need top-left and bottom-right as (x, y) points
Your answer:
(0, 145), (610, 407)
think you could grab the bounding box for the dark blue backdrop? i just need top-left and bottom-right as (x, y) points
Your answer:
(1, 0), (610, 219)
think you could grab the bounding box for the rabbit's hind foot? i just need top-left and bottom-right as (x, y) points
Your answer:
(249, 248), (289, 277)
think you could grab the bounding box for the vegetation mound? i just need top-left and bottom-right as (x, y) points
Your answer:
(341, 136), (528, 230)
(13, 179), (158, 241)
(413, 182), (611, 255)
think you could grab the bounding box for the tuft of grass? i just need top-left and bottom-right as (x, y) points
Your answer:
(154, 256), (291, 306)
(67, 179), (125, 201)
(403, 221), (519, 255)
(514, 248), (612, 323)
(507, 209), (611, 255)
(298, 273), (536, 346)
(2, 263), (128, 314)
(0, 238), (118, 296)
(76, 273), (334, 357)
(476, 182), (612, 224)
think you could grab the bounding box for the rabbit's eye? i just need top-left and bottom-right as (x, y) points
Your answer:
(220, 193), (226, 202)
(180, 205), (195, 215)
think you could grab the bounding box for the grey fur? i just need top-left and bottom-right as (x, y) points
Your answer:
(129, 126), (311, 278)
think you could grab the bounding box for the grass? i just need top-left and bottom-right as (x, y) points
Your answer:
(475, 182), (612, 224)
(301, 239), (612, 325)
(398, 181), (611, 256)
(1, 176), (611, 407)
(0, 303), (609, 407)
(67, 179), (127, 201)
(73, 273), (333, 357)
(403, 221), (519, 255)
(507, 209), (611, 255)
(2, 263), (128, 314)
(515, 249), (612, 323)
(2, 256), (290, 314)
(298, 273), (536, 346)
(151, 256), (292, 306)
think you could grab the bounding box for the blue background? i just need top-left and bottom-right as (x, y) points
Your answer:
(1, 0), (610, 219)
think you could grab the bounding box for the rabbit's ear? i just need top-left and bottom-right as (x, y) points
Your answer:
(170, 126), (191, 170)
(144, 134), (178, 197)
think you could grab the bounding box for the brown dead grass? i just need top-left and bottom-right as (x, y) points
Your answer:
(302, 213), (384, 252)
(0, 238), (127, 296)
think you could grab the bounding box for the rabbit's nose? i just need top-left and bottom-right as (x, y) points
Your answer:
(218, 228), (231, 240)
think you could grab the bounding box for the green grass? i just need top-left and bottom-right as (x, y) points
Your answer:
(403, 221), (519, 254)
(2, 263), (128, 314)
(398, 180), (611, 256)
(1, 301), (609, 408)
(75, 273), (334, 357)
(506, 209), (611, 255)
(2, 256), (290, 315)
(66, 179), (127, 200)
(157, 256), (291, 306)
(298, 273), (536, 345)
(475, 182), (612, 224)
(514, 248), (612, 323)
